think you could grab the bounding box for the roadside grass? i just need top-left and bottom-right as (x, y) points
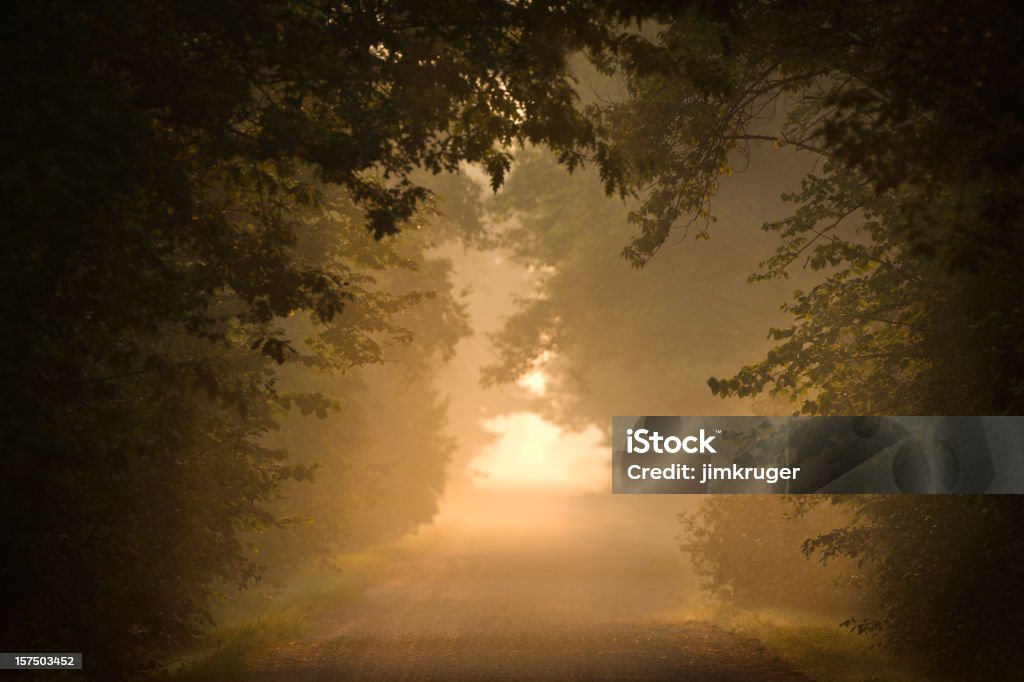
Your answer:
(696, 605), (936, 682)
(160, 545), (405, 681)
(164, 608), (307, 682)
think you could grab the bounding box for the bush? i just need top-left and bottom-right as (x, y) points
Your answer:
(805, 496), (1024, 680)
(679, 495), (867, 614)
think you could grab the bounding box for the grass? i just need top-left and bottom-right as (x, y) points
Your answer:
(159, 546), (405, 681)
(165, 608), (307, 682)
(700, 605), (937, 682)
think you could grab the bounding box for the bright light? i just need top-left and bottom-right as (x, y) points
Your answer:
(516, 369), (547, 396)
(469, 412), (607, 492)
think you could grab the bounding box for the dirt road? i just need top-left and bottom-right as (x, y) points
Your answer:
(250, 493), (809, 681)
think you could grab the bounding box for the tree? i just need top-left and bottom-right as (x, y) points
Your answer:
(486, 0), (1024, 415)
(802, 495), (1024, 680)
(482, 145), (804, 430)
(707, 163), (1012, 416)
(679, 495), (866, 613)
(0, 2), (642, 676)
(253, 209), (471, 576)
(596, 0), (1024, 413)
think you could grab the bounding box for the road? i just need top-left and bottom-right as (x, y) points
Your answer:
(250, 492), (810, 681)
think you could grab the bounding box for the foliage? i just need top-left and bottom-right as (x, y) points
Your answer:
(0, 1), (647, 677)
(717, 610), (933, 682)
(604, 0), (1024, 266)
(602, 6), (1024, 679)
(706, 164), (1017, 415)
(0, 175), (465, 677)
(169, 609), (308, 682)
(802, 496), (1024, 680)
(482, 145), (799, 430)
(169, 547), (397, 681)
(678, 496), (866, 613)
(597, 0), (1024, 414)
(255, 226), (467, 574)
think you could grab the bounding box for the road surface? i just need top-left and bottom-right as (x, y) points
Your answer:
(250, 493), (810, 681)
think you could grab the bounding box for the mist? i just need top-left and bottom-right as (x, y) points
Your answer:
(4, 2), (1023, 681)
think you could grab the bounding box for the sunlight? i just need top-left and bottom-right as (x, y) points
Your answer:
(469, 412), (607, 492)
(516, 369), (547, 396)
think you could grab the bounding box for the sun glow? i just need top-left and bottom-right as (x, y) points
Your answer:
(469, 412), (607, 492)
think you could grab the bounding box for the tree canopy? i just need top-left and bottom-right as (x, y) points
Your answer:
(488, 0), (1024, 416)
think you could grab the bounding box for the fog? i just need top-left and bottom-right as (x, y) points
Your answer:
(9, 4), (1020, 679)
